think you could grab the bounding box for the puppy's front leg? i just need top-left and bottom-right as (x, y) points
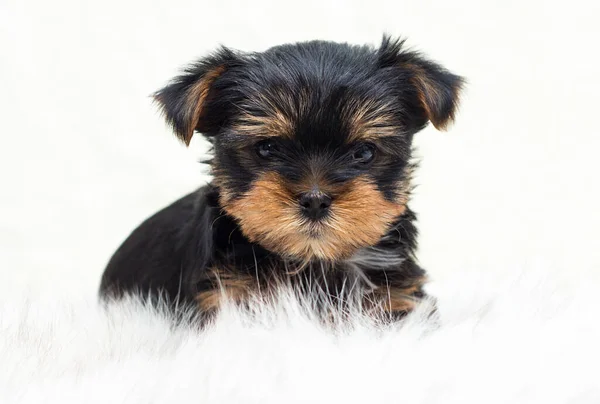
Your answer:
(195, 269), (258, 317)
(363, 275), (430, 321)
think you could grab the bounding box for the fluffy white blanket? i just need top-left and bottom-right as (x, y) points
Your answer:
(2, 263), (599, 403)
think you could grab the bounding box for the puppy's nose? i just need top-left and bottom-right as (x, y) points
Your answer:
(299, 191), (332, 220)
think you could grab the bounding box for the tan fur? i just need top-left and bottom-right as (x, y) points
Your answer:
(346, 99), (400, 142)
(195, 269), (257, 312)
(365, 277), (426, 314)
(404, 64), (461, 131)
(182, 66), (226, 145)
(234, 109), (294, 139)
(233, 87), (404, 142)
(220, 172), (407, 262)
(232, 89), (312, 138)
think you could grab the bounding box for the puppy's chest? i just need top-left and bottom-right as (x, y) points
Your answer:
(209, 244), (400, 289)
(202, 256), (373, 296)
(196, 247), (427, 319)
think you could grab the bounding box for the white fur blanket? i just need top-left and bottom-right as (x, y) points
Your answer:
(2, 263), (599, 403)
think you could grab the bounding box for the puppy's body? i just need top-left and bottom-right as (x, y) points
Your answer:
(101, 185), (425, 318)
(100, 37), (463, 322)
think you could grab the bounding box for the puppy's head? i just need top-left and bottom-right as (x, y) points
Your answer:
(154, 36), (464, 262)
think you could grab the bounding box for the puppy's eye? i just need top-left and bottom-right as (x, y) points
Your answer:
(255, 139), (278, 159)
(352, 144), (375, 164)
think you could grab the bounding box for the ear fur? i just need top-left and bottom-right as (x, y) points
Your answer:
(378, 36), (465, 131)
(153, 47), (239, 145)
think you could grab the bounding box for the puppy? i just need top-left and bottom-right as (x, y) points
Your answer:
(99, 36), (463, 323)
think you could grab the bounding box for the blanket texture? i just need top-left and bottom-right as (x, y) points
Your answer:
(2, 263), (599, 403)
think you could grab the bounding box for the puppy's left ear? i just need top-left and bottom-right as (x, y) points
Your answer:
(153, 47), (240, 145)
(379, 36), (465, 131)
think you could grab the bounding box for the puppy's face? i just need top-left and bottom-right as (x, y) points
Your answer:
(155, 37), (463, 262)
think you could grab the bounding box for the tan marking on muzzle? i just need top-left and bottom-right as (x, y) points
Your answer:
(219, 172), (407, 262)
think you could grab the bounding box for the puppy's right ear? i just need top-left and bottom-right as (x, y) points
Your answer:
(153, 47), (240, 146)
(378, 36), (464, 131)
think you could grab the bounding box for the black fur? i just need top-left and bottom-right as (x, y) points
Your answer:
(100, 36), (463, 321)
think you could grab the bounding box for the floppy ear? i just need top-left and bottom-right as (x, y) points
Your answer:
(153, 47), (240, 145)
(378, 36), (465, 131)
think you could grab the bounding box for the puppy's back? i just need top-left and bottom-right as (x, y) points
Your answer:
(99, 188), (209, 304)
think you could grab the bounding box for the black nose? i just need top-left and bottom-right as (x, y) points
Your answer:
(299, 192), (332, 220)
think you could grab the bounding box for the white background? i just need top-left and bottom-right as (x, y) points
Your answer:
(1, 0), (599, 298)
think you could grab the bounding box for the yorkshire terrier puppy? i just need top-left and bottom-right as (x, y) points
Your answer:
(99, 36), (463, 322)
